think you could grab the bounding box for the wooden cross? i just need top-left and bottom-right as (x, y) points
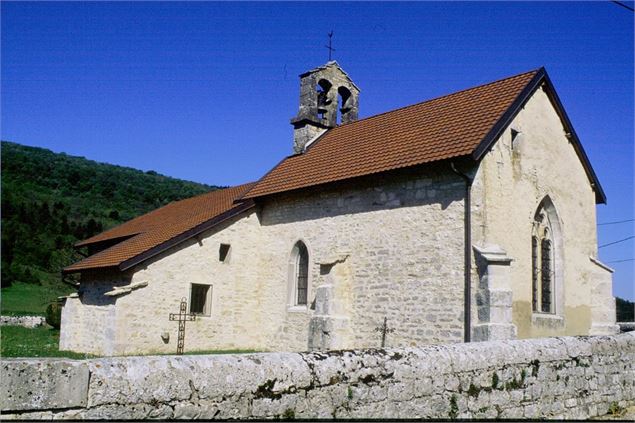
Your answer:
(325, 31), (336, 61)
(169, 297), (196, 355)
(374, 316), (395, 348)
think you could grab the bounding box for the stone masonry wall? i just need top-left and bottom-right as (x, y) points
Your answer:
(61, 166), (466, 355)
(3, 333), (633, 420)
(0, 316), (46, 328)
(258, 167), (466, 351)
(61, 211), (267, 356)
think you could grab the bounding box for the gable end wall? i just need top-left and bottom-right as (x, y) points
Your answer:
(471, 85), (612, 338)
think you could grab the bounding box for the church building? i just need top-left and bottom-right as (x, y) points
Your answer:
(60, 62), (618, 356)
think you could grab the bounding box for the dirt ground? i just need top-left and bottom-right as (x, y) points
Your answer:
(592, 405), (635, 420)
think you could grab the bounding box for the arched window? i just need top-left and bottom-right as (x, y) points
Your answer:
(532, 198), (559, 314)
(289, 241), (309, 306)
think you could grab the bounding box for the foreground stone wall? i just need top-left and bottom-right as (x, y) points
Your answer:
(2, 333), (633, 420)
(0, 316), (46, 328)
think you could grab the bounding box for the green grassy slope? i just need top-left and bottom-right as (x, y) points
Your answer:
(0, 325), (93, 358)
(1, 141), (218, 314)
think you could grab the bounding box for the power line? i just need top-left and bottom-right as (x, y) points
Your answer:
(611, 1), (635, 12)
(598, 218), (635, 226)
(599, 235), (635, 248)
(607, 258), (635, 263)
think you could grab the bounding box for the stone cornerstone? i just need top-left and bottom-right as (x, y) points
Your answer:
(2, 333), (633, 420)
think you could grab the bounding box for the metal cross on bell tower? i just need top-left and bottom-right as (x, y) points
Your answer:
(325, 31), (336, 61)
(169, 297), (196, 355)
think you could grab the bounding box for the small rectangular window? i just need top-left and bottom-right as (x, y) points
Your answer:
(190, 283), (212, 316)
(511, 128), (521, 150)
(219, 243), (231, 262)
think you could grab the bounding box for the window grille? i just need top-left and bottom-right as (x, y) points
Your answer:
(531, 236), (538, 311)
(541, 238), (552, 313)
(532, 200), (557, 315)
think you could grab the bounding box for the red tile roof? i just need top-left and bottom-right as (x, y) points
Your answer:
(63, 183), (255, 273)
(242, 69), (541, 199)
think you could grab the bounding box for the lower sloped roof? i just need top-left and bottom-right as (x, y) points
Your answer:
(63, 182), (255, 273)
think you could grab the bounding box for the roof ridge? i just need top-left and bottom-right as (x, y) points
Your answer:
(333, 67), (542, 130)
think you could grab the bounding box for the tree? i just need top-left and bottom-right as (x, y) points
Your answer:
(0, 141), (216, 310)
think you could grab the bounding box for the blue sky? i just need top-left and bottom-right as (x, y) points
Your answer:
(2, 2), (633, 300)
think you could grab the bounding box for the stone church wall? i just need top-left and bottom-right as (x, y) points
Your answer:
(111, 210), (268, 355)
(3, 333), (633, 419)
(61, 166), (467, 355)
(257, 167), (466, 351)
(61, 211), (268, 355)
(60, 273), (125, 355)
(471, 86), (617, 339)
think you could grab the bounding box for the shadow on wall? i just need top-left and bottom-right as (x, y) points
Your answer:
(78, 272), (132, 306)
(259, 162), (467, 226)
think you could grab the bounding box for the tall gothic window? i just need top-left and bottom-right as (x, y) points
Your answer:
(291, 241), (309, 306)
(532, 204), (556, 314)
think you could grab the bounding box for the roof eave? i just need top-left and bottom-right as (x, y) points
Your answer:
(541, 72), (607, 204)
(62, 264), (119, 275)
(472, 67), (606, 204)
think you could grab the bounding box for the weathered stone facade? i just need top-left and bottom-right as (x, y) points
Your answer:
(470, 86), (618, 340)
(3, 333), (634, 420)
(61, 167), (466, 355)
(290, 61), (360, 153)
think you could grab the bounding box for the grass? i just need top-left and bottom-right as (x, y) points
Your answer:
(1, 281), (74, 315)
(0, 326), (92, 359)
(183, 349), (259, 355)
(608, 401), (626, 417)
(0, 325), (259, 359)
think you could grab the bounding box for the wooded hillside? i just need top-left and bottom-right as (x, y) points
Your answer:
(1, 141), (217, 313)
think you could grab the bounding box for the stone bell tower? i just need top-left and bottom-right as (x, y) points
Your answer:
(290, 61), (360, 154)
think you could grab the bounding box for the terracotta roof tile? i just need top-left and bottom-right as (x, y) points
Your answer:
(64, 182), (255, 273)
(243, 69), (540, 199)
